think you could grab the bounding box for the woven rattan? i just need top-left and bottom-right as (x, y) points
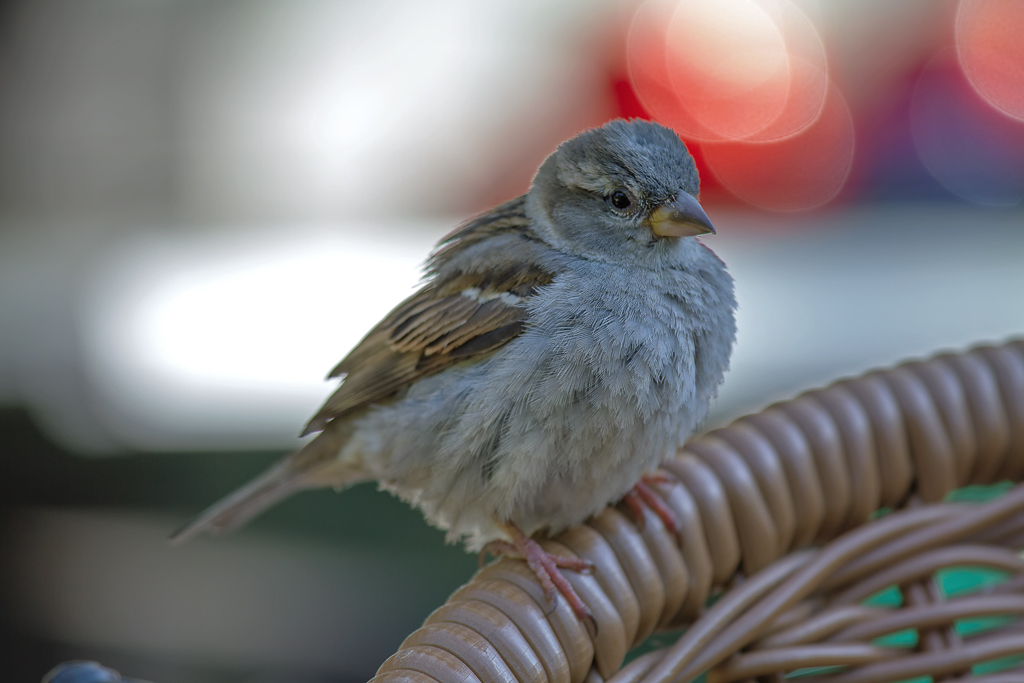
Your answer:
(373, 340), (1024, 683)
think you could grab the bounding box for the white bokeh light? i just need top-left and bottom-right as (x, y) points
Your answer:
(82, 223), (449, 450)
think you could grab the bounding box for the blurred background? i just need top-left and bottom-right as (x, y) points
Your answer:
(1, 0), (1022, 681)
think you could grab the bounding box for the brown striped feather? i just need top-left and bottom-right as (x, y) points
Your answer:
(302, 197), (553, 436)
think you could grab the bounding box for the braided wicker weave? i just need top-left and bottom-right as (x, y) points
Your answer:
(373, 339), (1024, 683)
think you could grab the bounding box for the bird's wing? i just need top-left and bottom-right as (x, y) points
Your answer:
(302, 196), (553, 435)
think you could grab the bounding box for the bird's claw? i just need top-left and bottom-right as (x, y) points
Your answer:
(623, 474), (682, 540)
(493, 523), (597, 630)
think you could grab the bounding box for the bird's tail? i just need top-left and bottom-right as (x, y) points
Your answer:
(170, 424), (361, 544)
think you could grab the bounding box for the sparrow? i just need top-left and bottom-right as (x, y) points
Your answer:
(173, 119), (737, 624)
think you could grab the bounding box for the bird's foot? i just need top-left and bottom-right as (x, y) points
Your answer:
(623, 472), (681, 537)
(483, 523), (596, 630)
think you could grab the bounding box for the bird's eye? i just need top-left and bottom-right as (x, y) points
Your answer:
(609, 189), (632, 210)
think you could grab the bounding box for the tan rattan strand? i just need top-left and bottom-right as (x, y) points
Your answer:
(374, 339), (1024, 683)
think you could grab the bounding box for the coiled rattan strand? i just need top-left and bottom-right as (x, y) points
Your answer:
(373, 339), (1024, 683)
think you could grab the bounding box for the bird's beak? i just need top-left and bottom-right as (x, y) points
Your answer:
(648, 191), (716, 237)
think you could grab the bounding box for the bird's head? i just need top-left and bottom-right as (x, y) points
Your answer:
(527, 119), (714, 265)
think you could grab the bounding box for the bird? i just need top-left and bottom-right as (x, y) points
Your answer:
(172, 118), (737, 625)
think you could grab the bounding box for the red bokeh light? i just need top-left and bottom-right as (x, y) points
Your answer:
(628, 0), (827, 143)
(956, 0), (1024, 122)
(701, 84), (855, 212)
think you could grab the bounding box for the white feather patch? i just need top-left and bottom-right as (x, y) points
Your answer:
(461, 288), (521, 305)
